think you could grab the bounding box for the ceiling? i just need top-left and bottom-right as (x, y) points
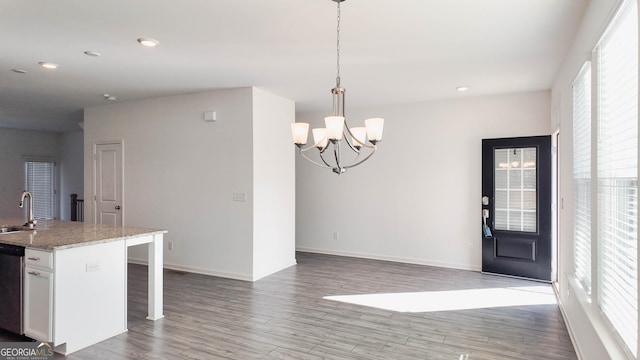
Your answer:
(0, 0), (589, 133)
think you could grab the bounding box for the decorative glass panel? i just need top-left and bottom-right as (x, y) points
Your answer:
(495, 170), (508, 188)
(523, 212), (537, 232)
(523, 191), (536, 210)
(509, 170), (522, 189)
(495, 190), (508, 208)
(494, 147), (537, 232)
(523, 170), (536, 189)
(508, 211), (522, 231)
(509, 190), (522, 208)
(495, 210), (508, 230)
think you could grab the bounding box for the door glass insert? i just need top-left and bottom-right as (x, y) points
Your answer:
(494, 147), (537, 232)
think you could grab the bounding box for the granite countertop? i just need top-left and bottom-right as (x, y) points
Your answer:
(0, 219), (166, 250)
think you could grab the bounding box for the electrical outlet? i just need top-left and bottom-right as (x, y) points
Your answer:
(468, 243), (474, 249)
(333, 231), (339, 240)
(168, 240), (174, 250)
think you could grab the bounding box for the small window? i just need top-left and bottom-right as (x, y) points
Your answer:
(24, 160), (56, 220)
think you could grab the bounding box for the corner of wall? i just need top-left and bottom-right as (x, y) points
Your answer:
(251, 88), (296, 280)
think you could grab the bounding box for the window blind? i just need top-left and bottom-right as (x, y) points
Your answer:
(25, 160), (55, 220)
(573, 62), (592, 294)
(596, 0), (638, 356)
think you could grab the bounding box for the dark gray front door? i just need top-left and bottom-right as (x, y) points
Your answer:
(481, 135), (552, 281)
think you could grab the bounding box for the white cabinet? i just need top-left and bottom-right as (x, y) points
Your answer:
(24, 267), (53, 341)
(23, 249), (54, 342)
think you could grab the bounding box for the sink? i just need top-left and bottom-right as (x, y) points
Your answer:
(0, 226), (26, 234)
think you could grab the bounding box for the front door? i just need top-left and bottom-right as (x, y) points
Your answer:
(481, 136), (552, 281)
(94, 142), (123, 226)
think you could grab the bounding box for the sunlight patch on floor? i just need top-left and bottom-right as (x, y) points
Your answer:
(323, 286), (556, 312)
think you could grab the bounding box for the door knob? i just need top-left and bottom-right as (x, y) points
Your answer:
(115, 205), (121, 210)
(482, 209), (492, 238)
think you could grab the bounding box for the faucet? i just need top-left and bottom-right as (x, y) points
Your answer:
(19, 190), (37, 229)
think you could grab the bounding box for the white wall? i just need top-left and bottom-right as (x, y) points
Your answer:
(252, 88), (297, 280)
(551, 0), (636, 359)
(83, 87), (295, 281)
(0, 128), (61, 219)
(296, 91), (551, 271)
(59, 131), (84, 220)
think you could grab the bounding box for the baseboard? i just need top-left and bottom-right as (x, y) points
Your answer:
(127, 258), (298, 282)
(554, 285), (584, 360)
(127, 258), (253, 281)
(295, 247), (481, 272)
(253, 259), (297, 281)
(55, 328), (128, 355)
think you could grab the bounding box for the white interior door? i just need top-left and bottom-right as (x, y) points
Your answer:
(95, 142), (123, 226)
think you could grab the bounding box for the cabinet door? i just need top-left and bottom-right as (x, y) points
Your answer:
(24, 267), (53, 342)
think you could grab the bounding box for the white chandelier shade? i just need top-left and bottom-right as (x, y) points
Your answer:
(290, 122), (309, 145)
(364, 118), (384, 142)
(312, 128), (328, 148)
(349, 127), (366, 149)
(325, 116), (345, 140)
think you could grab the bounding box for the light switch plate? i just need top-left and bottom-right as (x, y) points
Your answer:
(203, 111), (216, 122)
(233, 192), (246, 202)
(86, 261), (100, 272)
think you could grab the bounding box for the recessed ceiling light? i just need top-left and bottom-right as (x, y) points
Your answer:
(456, 86), (470, 92)
(11, 69), (27, 74)
(38, 62), (58, 69)
(84, 51), (101, 57)
(103, 94), (117, 101)
(137, 37), (159, 47)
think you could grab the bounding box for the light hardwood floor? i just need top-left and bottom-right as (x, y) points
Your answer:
(1, 252), (577, 359)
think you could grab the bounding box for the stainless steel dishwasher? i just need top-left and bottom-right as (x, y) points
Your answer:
(0, 243), (25, 335)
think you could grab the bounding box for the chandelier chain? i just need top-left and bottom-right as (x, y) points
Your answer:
(336, 0), (341, 86)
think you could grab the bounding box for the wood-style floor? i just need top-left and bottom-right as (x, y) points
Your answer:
(1, 252), (577, 359)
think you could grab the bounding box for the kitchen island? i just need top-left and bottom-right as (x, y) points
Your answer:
(0, 219), (166, 355)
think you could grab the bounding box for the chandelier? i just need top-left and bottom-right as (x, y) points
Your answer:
(290, 0), (384, 175)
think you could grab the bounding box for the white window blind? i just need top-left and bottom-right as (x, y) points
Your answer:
(573, 63), (592, 294)
(596, 0), (638, 356)
(25, 160), (55, 220)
